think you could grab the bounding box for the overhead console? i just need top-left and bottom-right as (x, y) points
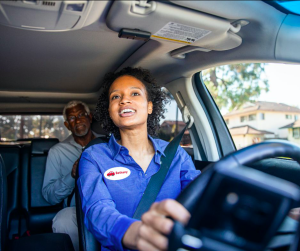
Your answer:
(0, 0), (104, 31)
(106, 1), (248, 53)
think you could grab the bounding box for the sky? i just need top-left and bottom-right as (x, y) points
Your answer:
(162, 63), (300, 122)
(260, 63), (300, 108)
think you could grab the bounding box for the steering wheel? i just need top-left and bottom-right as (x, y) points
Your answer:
(169, 140), (300, 251)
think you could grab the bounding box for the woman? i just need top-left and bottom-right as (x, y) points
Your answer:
(78, 67), (200, 251)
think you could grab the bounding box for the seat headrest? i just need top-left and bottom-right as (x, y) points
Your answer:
(31, 138), (59, 155)
(91, 119), (109, 136)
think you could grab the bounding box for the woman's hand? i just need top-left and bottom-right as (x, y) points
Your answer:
(137, 199), (190, 251)
(123, 199), (190, 250)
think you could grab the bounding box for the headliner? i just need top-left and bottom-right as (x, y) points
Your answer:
(0, 0), (298, 113)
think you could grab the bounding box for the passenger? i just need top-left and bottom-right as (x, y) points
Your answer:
(78, 67), (201, 251)
(42, 100), (97, 251)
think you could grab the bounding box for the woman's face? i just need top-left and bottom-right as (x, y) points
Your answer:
(108, 75), (153, 131)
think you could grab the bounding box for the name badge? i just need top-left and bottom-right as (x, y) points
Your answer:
(104, 167), (131, 180)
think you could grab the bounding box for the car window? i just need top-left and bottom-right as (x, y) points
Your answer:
(201, 63), (300, 150)
(0, 106), (193, 145)
(0, 115), (71, 141)
(159, 88), (193, 148)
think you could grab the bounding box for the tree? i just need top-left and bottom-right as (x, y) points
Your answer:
(202, 63), (269, 112)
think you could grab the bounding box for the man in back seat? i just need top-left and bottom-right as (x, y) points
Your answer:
(42, 100), (97, 251)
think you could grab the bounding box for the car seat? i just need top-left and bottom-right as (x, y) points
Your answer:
(0, 153), (75, 251)
(75, 181), (101, 251)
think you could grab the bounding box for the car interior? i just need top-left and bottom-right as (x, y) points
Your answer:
(1, 1), (300, 251)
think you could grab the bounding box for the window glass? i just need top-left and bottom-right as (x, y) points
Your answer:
(293, 128), (300, 139)
(202, 63), (300, 150)
(240, 116), (247, 123)
(249, 114), (256, 121)
(159, 89), (193, 148)
(0, 115), (71, 141)
(273, 1), (300, 15)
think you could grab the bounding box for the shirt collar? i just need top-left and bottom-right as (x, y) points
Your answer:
(67, 131), (98, 151)
(108, 134), (123, 160)
(68, 136), (85, 151)
(108, 134), (165, 161)
(148, 135), (165, 157)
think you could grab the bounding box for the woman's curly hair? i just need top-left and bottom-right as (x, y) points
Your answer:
(94, 67), (169, 139)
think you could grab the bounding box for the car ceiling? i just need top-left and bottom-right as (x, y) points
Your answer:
(0, 0), (299, 113)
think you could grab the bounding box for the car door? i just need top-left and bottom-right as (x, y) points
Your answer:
(194, 64), (300, 188)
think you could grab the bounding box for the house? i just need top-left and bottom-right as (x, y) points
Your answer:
(224, 101), (300, 149)
(229, 125), (273, 150)
(280, 120), (300, 145)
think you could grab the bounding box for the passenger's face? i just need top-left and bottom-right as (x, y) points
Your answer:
(64, 104), (92, 137)
(108, 75), (153, 131)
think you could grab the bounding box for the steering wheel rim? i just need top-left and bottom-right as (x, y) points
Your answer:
(177, 140), (300, 211)
(230, 140), (300, 166)
(170, 140), (300, 251)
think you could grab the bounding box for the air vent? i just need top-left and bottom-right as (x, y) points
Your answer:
(42, 1), (55, 6)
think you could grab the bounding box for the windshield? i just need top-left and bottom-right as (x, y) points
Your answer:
(268, 1), (300, 15)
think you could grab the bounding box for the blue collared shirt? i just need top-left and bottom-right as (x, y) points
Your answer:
(78, 135), (200, 251)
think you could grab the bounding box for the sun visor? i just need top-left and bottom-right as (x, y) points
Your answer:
(0, 1), (103, 31)
(106, 1), (245, 51)
(275, 14), (300, 63)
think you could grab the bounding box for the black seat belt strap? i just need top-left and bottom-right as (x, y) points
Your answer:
(133, 122), (189, 220)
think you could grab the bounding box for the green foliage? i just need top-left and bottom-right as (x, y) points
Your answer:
(202, 63), (269, 111)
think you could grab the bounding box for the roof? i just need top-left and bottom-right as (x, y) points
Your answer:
(229, 125), (274, 136)
(0, 1), (294, 114)
(224, 101), (300, 117)
(280, 120), (300, 129)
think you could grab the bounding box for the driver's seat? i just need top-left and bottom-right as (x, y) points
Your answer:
(74, 132), (110, 251)
(75, 177), (101, 251)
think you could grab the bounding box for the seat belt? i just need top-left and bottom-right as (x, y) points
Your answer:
(74, 110), (193, 217)
(133, 121), (190, 220)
